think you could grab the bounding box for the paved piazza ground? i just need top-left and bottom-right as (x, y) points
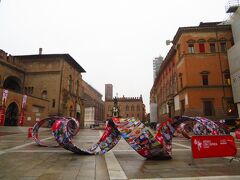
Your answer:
(0, 126), (240, 180)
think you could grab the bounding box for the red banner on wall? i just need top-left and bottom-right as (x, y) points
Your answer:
(235, 129), (240, 140)
(0, 107), (5, 126)
(1, 89), (8, 107)
(191, 135), (237, 159)
(18, 111), (25, 126)
(18, 95), (27, 126)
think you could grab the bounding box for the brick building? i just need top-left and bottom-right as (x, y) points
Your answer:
(105, 95), (146, 121)
(0, 49), (86, 127)
(105, 84), (113, 101)
(150, 22), (238, 121)
(82, 80), (104, 127)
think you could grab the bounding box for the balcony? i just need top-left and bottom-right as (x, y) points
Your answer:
(226, 0), (240, 13)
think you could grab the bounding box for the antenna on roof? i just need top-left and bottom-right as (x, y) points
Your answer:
(166, 40), (172, 46)
(39, 48), (43, 55)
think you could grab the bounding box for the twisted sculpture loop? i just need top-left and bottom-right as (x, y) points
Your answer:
(32, 116), (226, 159)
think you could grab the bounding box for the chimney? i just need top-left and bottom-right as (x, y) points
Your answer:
(39, 48), (43, 55)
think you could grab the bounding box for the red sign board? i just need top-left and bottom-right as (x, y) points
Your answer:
(235, 129), (240, 140)
(191, 135), (237, 159)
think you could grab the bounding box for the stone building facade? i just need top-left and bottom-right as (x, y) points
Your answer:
(0, 49), (86, 127)
(105, 95), (146, 121)
(150, 22), (238, 122)
(227, 6), (240, 117)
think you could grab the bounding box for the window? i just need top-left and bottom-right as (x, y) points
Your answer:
(230, 38), (234, 46)
(131, 105), (135, 111)
(199, 43), (205, 53)
(224, 70), (231, 85)
(24, 86), (34, 94)
(41, 90), (47, 99)
(68, 75), (72, 92)
(32, 105), (44, 113)
(226, 99), (236, 116)
(208, 38), (217, 53)
(177, 44), (181, 59)
(209, 43), (216, 53)
(137, 105), (140, 111)
(203, 101), (213, 116)
(52, 99), (55, 108)
(30, 87), (34, 94)
(179, 76), (183, 89)
(188, 44), (194, 53)
(180, 99), (185, 115)
(220, 42), (226, 52)
(76, 80), (79, 96)
(202, 74), (208, 85)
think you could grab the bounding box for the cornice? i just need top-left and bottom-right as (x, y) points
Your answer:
(0, 60), (25, 73)
(172, 25), (232, 45)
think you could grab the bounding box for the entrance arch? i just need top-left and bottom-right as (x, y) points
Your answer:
(4, 102), (19, 126)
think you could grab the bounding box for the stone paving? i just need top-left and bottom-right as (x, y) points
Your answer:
(0, 126), (240, 180)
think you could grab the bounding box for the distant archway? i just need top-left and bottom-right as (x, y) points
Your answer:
(3, 76), (22, 92)
(4, 102), (19, 126)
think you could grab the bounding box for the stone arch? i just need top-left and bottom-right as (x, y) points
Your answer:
(197, 39), (206, 43)
(186, 39), (196, 43)
(4, 102), (19, 126)
(3, 76), (22, 93)
(207, 38), (217, 42)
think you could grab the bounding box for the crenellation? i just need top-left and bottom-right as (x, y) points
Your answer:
(0, 49), (8, 60)
(0, 50), (25, 69)
(7, 54), (12, 63)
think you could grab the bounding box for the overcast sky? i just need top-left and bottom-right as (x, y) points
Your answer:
(0, 0), (230, 112)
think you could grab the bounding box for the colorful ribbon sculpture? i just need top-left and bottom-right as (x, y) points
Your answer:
(32, 116), (226, 159)
(32, 116), (79, 147)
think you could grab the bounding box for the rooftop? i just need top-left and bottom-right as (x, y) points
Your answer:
(14, 54), (86, 73)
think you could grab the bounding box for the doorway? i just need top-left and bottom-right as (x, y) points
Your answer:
(4, 102), (19, 126)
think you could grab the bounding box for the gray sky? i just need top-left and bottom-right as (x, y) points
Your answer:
(0, 0), (230, 112)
